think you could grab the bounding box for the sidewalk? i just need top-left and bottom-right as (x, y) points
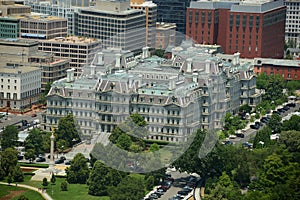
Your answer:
(0, 181), (53, 200)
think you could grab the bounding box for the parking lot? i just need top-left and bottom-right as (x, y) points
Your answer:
(144, 170), (199, 200)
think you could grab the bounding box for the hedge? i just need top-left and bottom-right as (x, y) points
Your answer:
(19, 163), (49, 168)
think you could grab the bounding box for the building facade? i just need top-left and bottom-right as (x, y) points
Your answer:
(155, 22), (176, 49)
(0, 64), (41, 111)
(252, 57), (300, 80)
(39, 36), (102, 76)
(130, 0), (157, 48)
(0, 0), (31, 16)
(186, 0), (286, 59)
(25, 1), (76, 35)
(0, 17), (19, 38)
(153, 0), (192, 35)
(0, 38), (70, 91)
(284, 0), (300, 48)
(74, 0), (146, 53)
(45, 41), (261, 142)
(19, 15), (67, 40)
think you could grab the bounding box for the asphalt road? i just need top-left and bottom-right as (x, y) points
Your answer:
(228, 103), (300, 145)
(0, 111), (43, 130)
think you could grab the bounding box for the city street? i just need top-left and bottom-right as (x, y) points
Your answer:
(227, 102), (300, 145)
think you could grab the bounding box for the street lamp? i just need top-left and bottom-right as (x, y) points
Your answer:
(259, 141), (264, 148)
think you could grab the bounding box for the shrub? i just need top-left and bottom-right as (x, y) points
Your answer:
(61, 181), (68, 191)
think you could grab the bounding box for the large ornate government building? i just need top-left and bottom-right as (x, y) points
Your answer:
(45, 41), (261, 142)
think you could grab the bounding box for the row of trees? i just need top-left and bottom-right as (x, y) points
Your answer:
(170, 109), (300, 199)
(0, 148), (24, 183)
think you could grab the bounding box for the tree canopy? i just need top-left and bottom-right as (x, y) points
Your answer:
(1, 125), (18, 150)
(66, 153), (89, 184)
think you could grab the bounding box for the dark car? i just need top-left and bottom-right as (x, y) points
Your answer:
(65, 160), (71, 165)
(260, 117), (269, 123)
(177, 189), (189, 195)
(223, 140), (233, 145)
(55, 159), (64, 164)
(287, 102), (296, 107)
(255, 121), (263, 127)
(60, 156), (66, 161)
(17, 155), (24, 160)
(283, 106), (290, 111)
(235, 133), (245, 138)
(242, 142), (253, 149)
(250, 124), (259, 130)
(149, 193), (159, 199)
(273, 110), (281, 115)
(36, 157), (46, 162)
(277, 108), (285, 113)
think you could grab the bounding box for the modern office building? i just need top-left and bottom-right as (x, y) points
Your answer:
(187, 0), (286, 59)
(0, 17), (19, 38)
(39, 36), (102, 76)
(130, 0), (157, 48)
(0, 38), (70, 91)
(0, 0), (31, 16)
(19, 15), (67, 40)
(284, 0), (300, 48)
(0, 63), (41, 111)
(153, 0), (192, 35)
(251, 57), (300, 80)
(0, 38), (39, 63)
(25, 1), (76, 35)
(45, 40), (261, 142)
(74, 0), (146, 53)
(155, 22), (176, 49)
(50, 0), (89, 7)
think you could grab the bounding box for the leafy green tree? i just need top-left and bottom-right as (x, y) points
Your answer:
(51, 173), (56, 185)
(13, 165), (24, 182)
(149, 143), (160, 152)
(253, 127), (272, 149)
(42, 177), (48, 188)
(7, 173), (13, 185)
(282, 115), (300, 131)
(24, 149), (36, 163)
(66, 153), (89, 184)
(108, 176), (145, 200)
(108, 168), (122, 187)
(1, 125), (18, 150)
(145, 175), (155, 190)
(0, 167), (5, 180)
(116, 134), (132, 150)
(205, 172), (242, 200)
(286, 80), (300, 93)
(24, 129), (45, 156)
(88, 161), (110, 196)
(268, 113), (282, 133)
(153, 49), (165, 58)
(61, 181), (68, 191)
(239, 104), (252, 114)
(1, 148), (18, 175)
(55, 114), (81, 148)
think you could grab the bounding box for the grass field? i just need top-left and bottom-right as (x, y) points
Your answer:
(0, 184), (44, 200)
(23, 176), (110, 200)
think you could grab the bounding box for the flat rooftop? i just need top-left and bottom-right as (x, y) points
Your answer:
(45, 36), (101, 44)
(0, 65), (40, 74)
(0, 38), (39, 46)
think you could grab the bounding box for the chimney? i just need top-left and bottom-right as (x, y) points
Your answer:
(192, 72), (198, 83)
(66, 68), (75, 82)
(90, 65), (96, 75)
(205, 60), (210, 73)
(169, 76), (177, 90)
(115, 53), (121, 68)
(186, 58), (192, 73)
(142, 46), (150, 59)
(97, 52), (104, 65)
(234, 52), (240, 65)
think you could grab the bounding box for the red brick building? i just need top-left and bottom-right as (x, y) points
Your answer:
(186, 0), (286, 59)
(253, 58), (300, 80)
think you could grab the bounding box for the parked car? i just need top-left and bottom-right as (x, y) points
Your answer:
(223, 140), (233, 145)
(65, 160), (71, 165)
(250, 124), (259, 130)
(235, 133), (245, 138)
(55, 159), (64, 164)
(229, 134), (237, 139)
(17, 155), (24, 160)
(36, 157), (46, 162)
(149, 193), (159, 199)
(183, 185), (193, 192)
(60, 156), (66, 161)
(31, 113), (37, 117)
(242, 142), (253, 149)
(177, 189), (189, 195)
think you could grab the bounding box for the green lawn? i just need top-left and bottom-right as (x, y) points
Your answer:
(0, 184), (44, 200)
(23, 176), (110, 200)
